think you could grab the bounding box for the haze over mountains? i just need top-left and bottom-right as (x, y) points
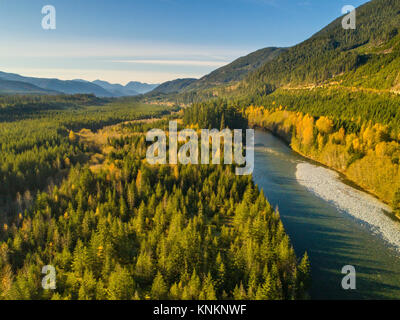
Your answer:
(92, 80), (159, 96)
(0, 71), (159, 97)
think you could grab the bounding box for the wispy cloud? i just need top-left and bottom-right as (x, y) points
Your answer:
(0, 38), (245, 61)
(111, 59), (229, 67)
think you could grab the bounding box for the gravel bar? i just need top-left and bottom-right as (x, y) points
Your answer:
(296, 162), (400, 252)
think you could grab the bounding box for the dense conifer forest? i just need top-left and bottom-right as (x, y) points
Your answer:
(0, 96), (309, 300)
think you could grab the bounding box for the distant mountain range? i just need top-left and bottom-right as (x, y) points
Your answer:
(147, 78), (197, 95)
(0, 71), (159, 97)
(92, 80), (159, 96)
(125, 81), (159, 94)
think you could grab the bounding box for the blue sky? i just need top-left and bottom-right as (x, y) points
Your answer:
(0, 0), (370, 84)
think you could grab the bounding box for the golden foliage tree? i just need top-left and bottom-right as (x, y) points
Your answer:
(316, 116), (333, 134)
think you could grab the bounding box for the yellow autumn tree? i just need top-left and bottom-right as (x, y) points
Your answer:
(136, 169), (142, 191)
(173, 166), (179, 180)
(375, 142), (388, 157)
(362, 126), (375, 148)
(1, 264), (13, 297)
(295, 114), (304, 138)
(316, 116), (334, 134)
(69, 130), (76, 142)
(302, 115), (315, 147)
(352, 138), (361, 151)
(331, 127), (345, 144)
(317, 133), (324, 150)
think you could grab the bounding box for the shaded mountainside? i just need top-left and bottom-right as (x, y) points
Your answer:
(148, 78), (197, 95)
(0, 79), (60, 95)
(145, 48), (287, 99)
(186, 47), (286, 90)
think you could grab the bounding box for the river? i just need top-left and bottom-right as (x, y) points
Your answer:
(252, 129), (400, 299)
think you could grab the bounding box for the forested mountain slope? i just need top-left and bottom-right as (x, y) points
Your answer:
(144, 47), (286, 101)
(147, 78), (197, 95)
(158, 0), (400, 104)
(244, 0), (400, 92)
